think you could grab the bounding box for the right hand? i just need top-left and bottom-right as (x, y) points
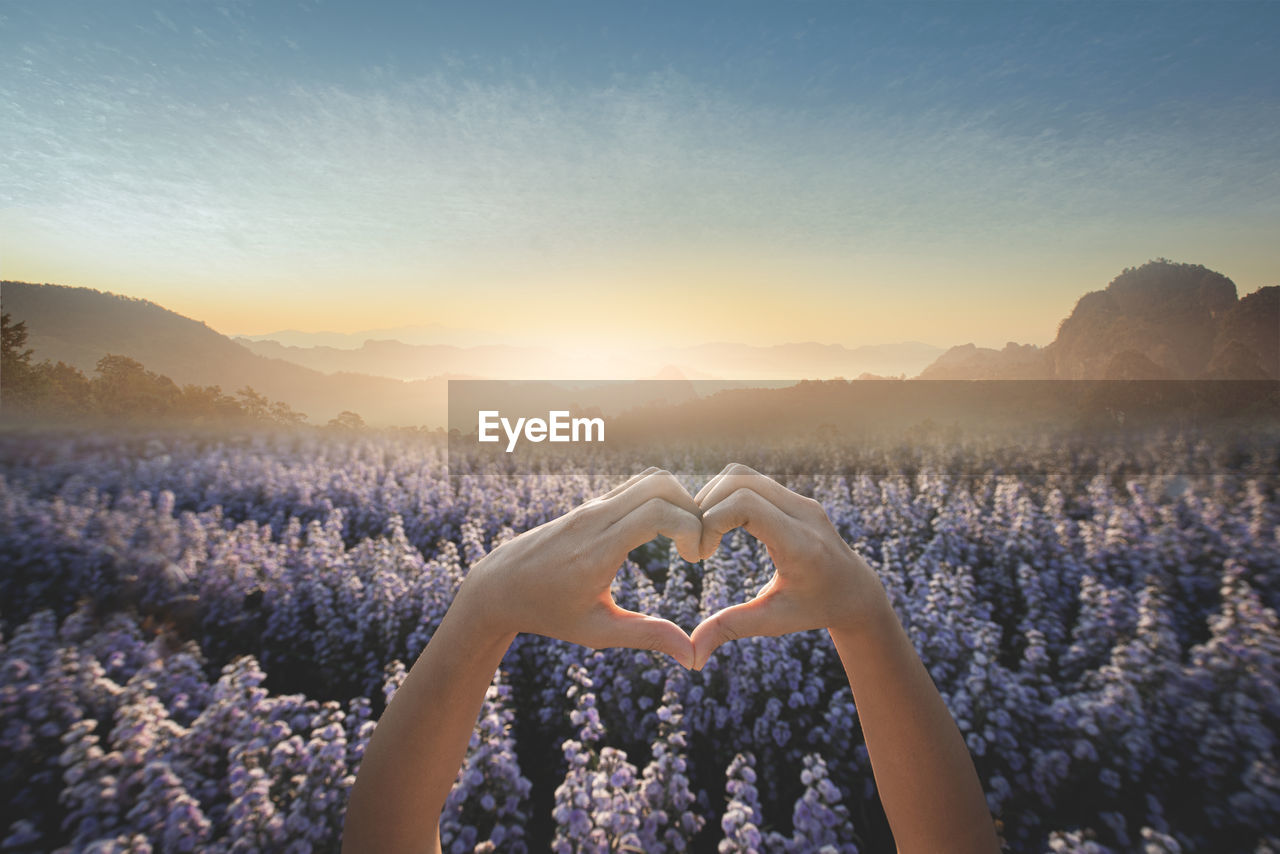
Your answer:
(690, 463), (889, 669)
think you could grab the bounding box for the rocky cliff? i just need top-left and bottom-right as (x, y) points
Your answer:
(918, 260), (1277, 380)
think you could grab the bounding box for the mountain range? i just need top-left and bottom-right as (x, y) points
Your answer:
(3, 259), (1275, 427)
(239, 324), (492, 349)
(231, 337), (944, 383)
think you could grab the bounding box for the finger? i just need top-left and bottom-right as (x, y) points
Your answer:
(602, 469), (700, 525)
(694, 462), (757, 506)
(598, 467), (661, 501)
(698, 485), (794, 560)
(554, 468), (664, 537)
(690, 598), (778, 669)
(590, 606), (695, 669)
(607, 497), (703, 564)
(693, 464), (737, 504)
(697, 464), (809, 518)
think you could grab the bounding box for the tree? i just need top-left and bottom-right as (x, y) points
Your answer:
(327, 410), (366, 431)
(0, 322), (311, 426)
(1, 312), (36, 407)
(176, 384), (244, 422)
(30, 361), (92, 417)
(268, 400), (307, 425)
(235, 387), (271, 420)
(91, 354), (179, 419)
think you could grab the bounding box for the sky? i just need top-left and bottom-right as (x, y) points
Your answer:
(1, 1), (1277, 351)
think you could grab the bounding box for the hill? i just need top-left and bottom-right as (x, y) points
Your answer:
(0, 282), (445, 426)
(918, 260), (1278, 380)
(234, 336), (945, 382)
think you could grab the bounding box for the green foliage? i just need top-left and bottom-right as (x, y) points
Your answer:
(1, 312), (36, 406)
(91, 354), (181, 419)
(0, 314), (314, 427)
(30, 360), (93, 417)
(235, 386), (271, 419)
(326, 410), (366, 431)
(177, 384), (245, 422)
(269, 400), (307, 425)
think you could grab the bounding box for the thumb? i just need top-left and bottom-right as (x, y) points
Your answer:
(690, 597), (777, 670)
(597, 608), (695, 669)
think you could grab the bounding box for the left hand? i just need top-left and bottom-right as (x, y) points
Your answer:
(452, 467), (703, 668)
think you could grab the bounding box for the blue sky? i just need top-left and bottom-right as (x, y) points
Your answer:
(2, 1), (1277, 349)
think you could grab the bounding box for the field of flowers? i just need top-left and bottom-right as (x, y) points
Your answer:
(0, 427), (1277, 853)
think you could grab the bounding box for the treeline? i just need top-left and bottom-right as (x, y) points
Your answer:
(1, 312), (363, 429)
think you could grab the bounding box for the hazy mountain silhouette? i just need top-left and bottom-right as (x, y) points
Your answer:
(652, 341), (942, 381)
(238, 323), (488, 348)
(0, 282), (447, 426)
(234, 336), (944, 381)
(915, 342), (1052, 380)
(234, 337), (563, 380)
(919, 260), (1278, 380)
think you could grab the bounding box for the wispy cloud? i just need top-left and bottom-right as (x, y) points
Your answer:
(5, 62), (1276, 282)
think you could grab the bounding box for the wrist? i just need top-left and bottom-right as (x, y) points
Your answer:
(825, 552), (893, 638)
(450, 563), (519, 644)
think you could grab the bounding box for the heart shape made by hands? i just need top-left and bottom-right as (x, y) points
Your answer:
(480, 464), (875, 672)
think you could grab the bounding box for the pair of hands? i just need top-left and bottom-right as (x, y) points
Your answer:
(347, 465), (1001, 854)
(454, 464), (886, 671)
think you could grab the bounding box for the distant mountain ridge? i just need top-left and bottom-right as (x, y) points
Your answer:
(233, 336), (945, 382)
(919, 260), (1278, 380)
(238, 324), (489, 349)
(234, 338), (581, 381)
(654, 341), (943, 382)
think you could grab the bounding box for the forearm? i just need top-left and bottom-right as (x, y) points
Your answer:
(343, 471), (700, 851)
(343, 591), (516, 854)
(830, 595), (998, 854)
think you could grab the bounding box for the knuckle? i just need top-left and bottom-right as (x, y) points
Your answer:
(654, 470), (684, 495)
(641, 495), (669, 516)
(638, 631), (663, 652)
(563, 505), (594, 532)
(641, 469), (673, 491)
